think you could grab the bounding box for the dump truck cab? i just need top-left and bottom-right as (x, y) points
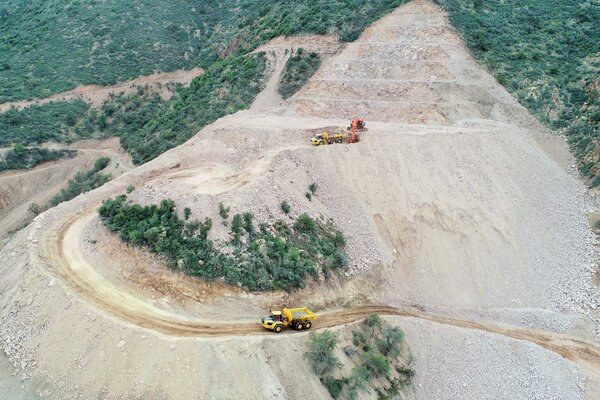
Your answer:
(261, 307), (316, 333)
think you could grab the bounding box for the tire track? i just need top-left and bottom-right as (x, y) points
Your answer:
(41, 207), (600, 378)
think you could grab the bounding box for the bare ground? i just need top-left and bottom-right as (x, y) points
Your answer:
(0, 137), (133, 247)
(0, 67), (204, 112)
(0, 1), (599, 399)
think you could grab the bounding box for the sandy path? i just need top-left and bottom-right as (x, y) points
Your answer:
(0, 67), (204, 112)
(41, 198), (600, 379)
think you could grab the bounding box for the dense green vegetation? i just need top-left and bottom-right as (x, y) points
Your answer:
(1, 0), (407, 167)
(305, 316), (414, 399)
(121, 53), (267, 163)
(0, 0), (407, 102)
(279, 49), (322, 99)
(0, 53), (267, 164)
(435, 0), (599, 183)
(0, 101), (91, 146)
(98, 195), (348, 290)
(50, 157), (111, 206)
(0, 144), (76, 171)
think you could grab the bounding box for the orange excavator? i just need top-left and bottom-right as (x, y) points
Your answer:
(347, 117), (367, 143)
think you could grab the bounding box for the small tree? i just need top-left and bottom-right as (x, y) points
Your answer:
(28, 202), (41, 216)
(126, 184), (135, 194)
(364, 314), (381, 328)
(219, 202), (230, 219)
(309, 182), (318, 194)
(362, 350), (390, 377)
(294, 213), (316, 233)
(377, 326), (405, 357)
(184, 207), (192, 220)
(304, 330), (342, 377)
(93, 157), (110, 171)
(280, 200), (291, 214)
(348, 364), (371, 399)
(242, 212), (254, 235)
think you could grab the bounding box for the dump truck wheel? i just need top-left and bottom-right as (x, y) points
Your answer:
(296, 322), (304, 331)
(304, 321), (312, 329)
(274, 325), (283, 333)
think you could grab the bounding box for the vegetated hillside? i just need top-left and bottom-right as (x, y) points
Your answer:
(0, 145), (76, 171)
(435, 0), (599, 183)
(0, 0), (408, 164)
(0, 100), (91, 146)
(279, 49), (322, 99)
(0, 0), (407, 102)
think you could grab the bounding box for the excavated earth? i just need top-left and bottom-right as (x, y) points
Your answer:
(1, 1), (599, 399)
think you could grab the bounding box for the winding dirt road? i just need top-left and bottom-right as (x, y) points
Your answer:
(43, 206), (600, 379)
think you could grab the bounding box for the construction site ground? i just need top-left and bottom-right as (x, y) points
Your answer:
(0, 1), (599, 399)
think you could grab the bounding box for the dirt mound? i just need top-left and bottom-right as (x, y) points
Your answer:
(0, 1), (598, 399)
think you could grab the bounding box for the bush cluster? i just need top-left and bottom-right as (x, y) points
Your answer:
(50, 157), (112, 206)
(98, 195), (348, 290)
(0, 101), (91, 146)
(305, 316), (414, 399)
(0, 53), (268, 166)
(0, 144), (76, 171)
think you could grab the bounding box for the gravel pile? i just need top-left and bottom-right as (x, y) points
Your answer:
(400, 317), (586, 400)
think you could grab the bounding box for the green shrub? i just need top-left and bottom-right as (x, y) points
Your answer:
(309, 182), (318, 194)
(28, 203), (41, 216)
(294, 213), (317, 233)
(184, 207), (192, 221)
(377, 326), (405, 357)
(348, 364), (372, 397)
(305, 192), (312, 201)
(0, 145), (76, 171)
(362, 350), (391, 377)
(364, 314), (381, 328)
(305, 330), (342, 377)
(280, 200), (291, 214)
(219, 203), (230, 219)
(343, 345), (358, 358)
(352, 329), (367, 347)
(396, 366), (415, 384)
(126, 185), (135, 194)
(50, 157), (112, 206)
(321, 376), (346, 399)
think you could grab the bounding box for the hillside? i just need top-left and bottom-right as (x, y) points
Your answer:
(0, 0), (406, 102)
(434, 0), (599, 183)
(0, 1), (598, 399)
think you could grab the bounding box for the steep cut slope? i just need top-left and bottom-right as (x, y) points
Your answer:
(290, 3), (536, 127)
(0, 1), (598, 399)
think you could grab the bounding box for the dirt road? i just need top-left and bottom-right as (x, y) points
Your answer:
(0, 67), (204, 112)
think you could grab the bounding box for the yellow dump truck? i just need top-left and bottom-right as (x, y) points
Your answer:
(311, 131), (346, 145)
(261, 307), (316, 333)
